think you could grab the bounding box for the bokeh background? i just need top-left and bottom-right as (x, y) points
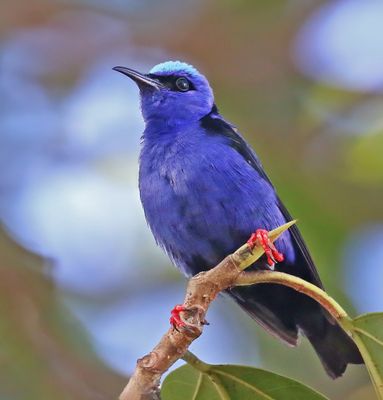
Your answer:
(1, 0), (382, 399)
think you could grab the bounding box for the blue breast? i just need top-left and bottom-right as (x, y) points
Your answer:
(139, 122), (295, 277)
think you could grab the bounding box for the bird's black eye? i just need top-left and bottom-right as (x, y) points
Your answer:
(175, 77), (190, 92)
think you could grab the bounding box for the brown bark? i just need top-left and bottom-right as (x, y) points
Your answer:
(119, 255), (242, 400)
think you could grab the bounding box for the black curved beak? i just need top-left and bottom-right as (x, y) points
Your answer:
(112, 66), (163, 90)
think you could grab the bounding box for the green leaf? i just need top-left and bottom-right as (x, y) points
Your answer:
(350, 312), (383, 399)
(161, 364), (328, 400)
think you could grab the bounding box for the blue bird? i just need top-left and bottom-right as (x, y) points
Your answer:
(113, 61), (363, 378)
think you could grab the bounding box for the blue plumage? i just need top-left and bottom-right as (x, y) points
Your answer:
(139, 110), (295, 276)
(113, 61), (363, 378)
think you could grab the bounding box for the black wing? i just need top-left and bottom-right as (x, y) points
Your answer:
(201, 105), (323, 288)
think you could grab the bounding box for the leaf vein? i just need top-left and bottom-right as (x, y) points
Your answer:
(214, 370), (274, 399)
(207, 373), (231, 400)
(191, 373), (203, 400)
(353, 327), (383, 347)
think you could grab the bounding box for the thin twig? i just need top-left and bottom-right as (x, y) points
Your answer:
(236, 270), (349, 322)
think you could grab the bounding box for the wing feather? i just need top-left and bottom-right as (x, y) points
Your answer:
(201, 105), (323, 288)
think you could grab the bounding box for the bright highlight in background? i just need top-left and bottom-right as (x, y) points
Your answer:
(294, 0), (383, 91)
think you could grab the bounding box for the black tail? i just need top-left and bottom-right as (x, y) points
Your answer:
(229, 283), (364, 378)
(299, 309), (363, 378)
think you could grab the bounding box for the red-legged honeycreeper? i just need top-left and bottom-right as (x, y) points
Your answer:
(113, 61), (363, 378)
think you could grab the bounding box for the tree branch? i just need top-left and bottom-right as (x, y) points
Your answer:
(119, 252), (242, 400)
(119, 221), (349, 400)
(236, 270), (349, 322)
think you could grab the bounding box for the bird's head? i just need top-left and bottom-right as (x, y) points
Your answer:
(113, 61), (214, 125)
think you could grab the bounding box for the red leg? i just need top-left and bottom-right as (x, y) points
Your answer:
(170, 304), (187, 329)
(247, 228), (284, 268)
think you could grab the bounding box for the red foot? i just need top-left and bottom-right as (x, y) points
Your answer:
(247, 228), (284, 268)
(170, 304), (187, 329)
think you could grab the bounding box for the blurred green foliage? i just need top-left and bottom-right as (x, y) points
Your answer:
(0, 229), (125, 399)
